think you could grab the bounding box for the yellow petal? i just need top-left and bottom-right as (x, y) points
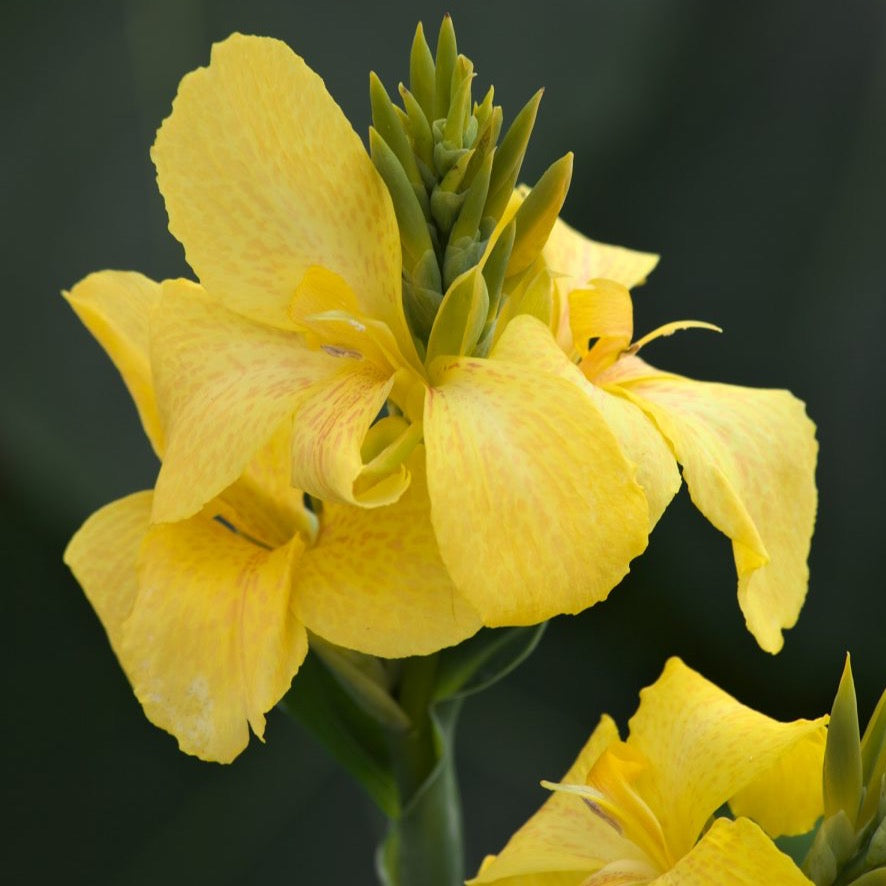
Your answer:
(295, 451), (482, 657)
(425, 332), (649, 626)
(215, 420), (318, 550)
(289, 361), (412, 507)
(63, 491), (153, 658)
(150, 278), (333, 522)
(618, 371), (818, 652)
(730, 727), (826, 837)
(152, 33), (410, 351)
(125, 513), (307, 763)
(489, 316), (679, 531)
(627, 658), (828, 859)
(652, 817), (811, 885)
(569, 279), (634, 372)
(63, 271), (165, 454)
(470, 717), (640, 883)
(543, 213), (659, 290)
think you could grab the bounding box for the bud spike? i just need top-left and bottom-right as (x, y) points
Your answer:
(824, 654), (864, 826)
(398, 84), (435, 174)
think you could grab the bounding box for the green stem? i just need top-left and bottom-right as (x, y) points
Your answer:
(376, 656), (465, 886)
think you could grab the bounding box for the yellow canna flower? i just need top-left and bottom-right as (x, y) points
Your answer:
(518, 210), (818, 654)
(471, 657), (827, 885)
(137, 33), (654, 629)
(63, 271), (481, 763)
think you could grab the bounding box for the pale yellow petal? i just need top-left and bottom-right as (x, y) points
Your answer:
(289, 362), (413, 507)
(152, 33), (407, 345)
(730, 727), (826, 837)
(125, 514), (307, 763)
(543, 213), (659, 290)
(470, 717), (641, 883)
(652, 817), (811, 885)
(569, 280), (634, 373)
(425, 343), (649, 626)
(150, 279), (333, 522)
(215, 419), (317, 549)
(63, 271), (165, 454)
(489, 316), (679, 531)
(627, 658), (828, 859)
(295, 451), (481, 657)
(619, 372), (818, 652)
(63, 491), (153, 658)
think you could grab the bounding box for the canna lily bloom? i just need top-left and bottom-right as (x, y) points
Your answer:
(63, 272), (481, 762)
(515, 212), (818, 653)
(471, 657), (827, 885)
(139, 32), (655, 629)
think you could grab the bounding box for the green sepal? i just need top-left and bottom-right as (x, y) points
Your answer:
(370, 73), (428, 216)
(402, 248), (443, 343)
(507, 153), (574, 277)
(862, 688), (886, 791)
(485, 89), (543, 222)
(804, 810), (858, 885)
(449, 149), (493, 250)
(433, 123), (470, 181)
(434, 15), (458, 121)
(409, 22), (436, 122)
(493, 265), (554, 350)
(279, 651), (401, 819)
(476, 219), (516, 353)
(425, 267), (489, 365)
(825, 655), (864, 826)
(848, 869), (886, 886)
(398, 84), (435, 175)
(370, 127), (435, 272)
(443, 56), (473, 148)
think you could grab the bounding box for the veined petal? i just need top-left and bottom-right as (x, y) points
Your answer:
(295, 451), (482, 657)
(617, 371), (818, 652)
(63, 491), (153, 657)
(543, 213), (659, 290)
(570, 280), (634, 374)
(627, 658), (828, 859)
(152, 33), (410, 351)
(63, 271), (164, 454)
(150, 279), (333, 522)
(729, 727), (826, 837)
(653, 817), (811, 886)
(125, 512), (307, 763)
(289, 361), (412, 507)
(425, 342), (649, 626)
(470, 717), (641, 883)
(490, 316), (679, 531)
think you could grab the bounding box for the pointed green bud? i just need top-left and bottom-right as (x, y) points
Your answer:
(425, 267), (489, 366)
(402, 248), (444, 344)
(370, 127), (434, 271)
(482, 220), (516, 325)
(409, 22), (436, 122)
(825, 655), (865, 826)
(803, 810), (858, 885)
(861, 689), (886, 828)
(485, 89), (544, 221)
(444, 56), (474, 147)
(370, 72), (428, 216)
(399, 84), (435, 177)
(449, 150), (493, 249)
(507, 153), (573, 277)
(497, 266), (554, 333)
(434, 15), (458, 121)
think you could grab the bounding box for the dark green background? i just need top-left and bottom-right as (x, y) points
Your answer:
(4, 1), (885, 882)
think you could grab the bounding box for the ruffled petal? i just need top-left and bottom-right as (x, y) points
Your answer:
(124, 511), (307, 763)
(627, 658), (828, 859)
(295, 451), (481, 657)
(152, 33), (407, 344)
(63, 491), (153, 657)
(543, 214), (659, 290)
(729, 727), (826, 837)
(469, 717), (641, 883)
(652, 817), (811, 885)
(617, 371), (818, 652)
(150, 279), (334, 522)
(424, 332), (649, 626)
(63, 271), (164, 454)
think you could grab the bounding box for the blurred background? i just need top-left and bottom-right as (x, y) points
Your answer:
(4, 0), (885, 881)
